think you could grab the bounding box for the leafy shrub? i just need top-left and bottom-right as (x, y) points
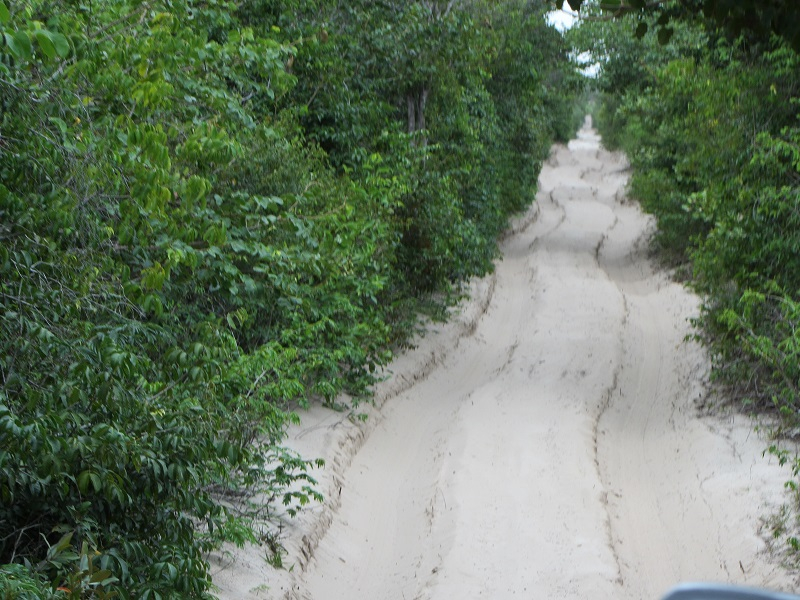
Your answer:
(0, 0), (578, 596)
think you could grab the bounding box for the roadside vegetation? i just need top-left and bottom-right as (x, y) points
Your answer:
(0, 0), (582, 597)
(569, 0), (800, 556)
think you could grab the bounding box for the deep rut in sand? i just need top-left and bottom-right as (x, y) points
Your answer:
(214, 120), (797, 600)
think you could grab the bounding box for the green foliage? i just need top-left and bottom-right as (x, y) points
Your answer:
(259, 0), (582, 295)
(0, 533), (120, 599)
(562, 0), (800, 52)
(0, 1), (69, 62)
(0, 0), (578, 596)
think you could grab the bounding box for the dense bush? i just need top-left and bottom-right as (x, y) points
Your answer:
(0, 0), (580, 596)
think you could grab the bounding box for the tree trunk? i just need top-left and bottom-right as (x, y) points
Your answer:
(407, 86), (429, 146)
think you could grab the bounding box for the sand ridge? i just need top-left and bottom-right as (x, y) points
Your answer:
(213, 119), (797, 600)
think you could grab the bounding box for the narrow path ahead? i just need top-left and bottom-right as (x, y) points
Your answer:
(215, 121), (795, 600)
(295, 121), (794, 600)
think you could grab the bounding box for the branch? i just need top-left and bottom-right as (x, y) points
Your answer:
(443, 0), (459, 18)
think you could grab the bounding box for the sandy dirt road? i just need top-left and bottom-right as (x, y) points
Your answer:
(214, 121), (796, 600)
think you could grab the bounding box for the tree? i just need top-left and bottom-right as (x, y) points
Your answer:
(1, 0), (580, 595)
(558, 0), (800, 50)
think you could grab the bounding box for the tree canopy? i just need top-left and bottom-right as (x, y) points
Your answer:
(560, 0), (800, 49)
(0, 0), (581, 596)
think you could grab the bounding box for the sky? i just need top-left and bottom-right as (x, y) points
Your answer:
(546, 8), (601, 78)
(546, 7), (578, 32)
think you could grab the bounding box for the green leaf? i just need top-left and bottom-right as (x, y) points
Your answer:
(0, 2), (10, 25)
(45, 531), (74, 560)
(89, 569), (118, 583)
(77, 470), (91, 494)
(53, 531), (74, 553)
(635, 22), (648, 39)
(48, 116), (68, 135)
(51, 32), (69, 57)
(5, 30), (32, 59)
(33, 29), (55, 58)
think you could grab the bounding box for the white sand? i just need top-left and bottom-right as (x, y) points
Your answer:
(213, 120), (798, 600)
